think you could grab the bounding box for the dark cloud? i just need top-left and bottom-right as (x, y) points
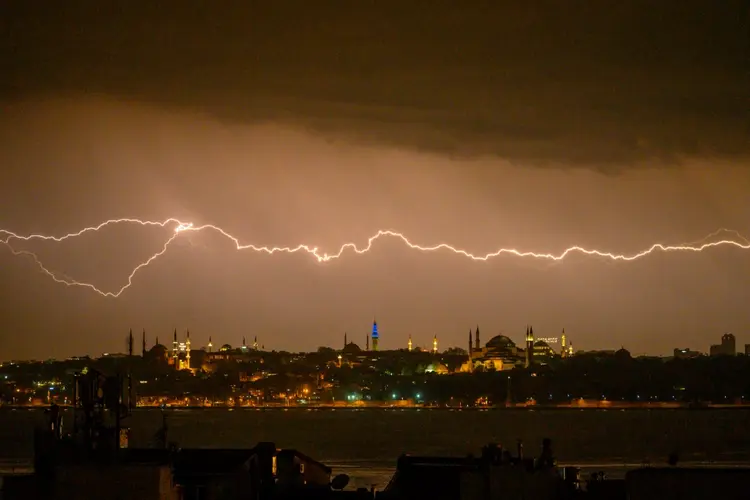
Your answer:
(1, 0), (747, 167)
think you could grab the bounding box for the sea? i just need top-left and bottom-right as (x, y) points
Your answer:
(2, 408), (749, 489)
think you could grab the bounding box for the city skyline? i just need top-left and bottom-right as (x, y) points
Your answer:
(1, 1), (748, 359)
(3, 322), (746, 362)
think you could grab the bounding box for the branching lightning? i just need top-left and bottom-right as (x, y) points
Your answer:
(1, 218), (749, 298)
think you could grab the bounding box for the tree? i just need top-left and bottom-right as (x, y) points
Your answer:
(444, 347), (468, 356)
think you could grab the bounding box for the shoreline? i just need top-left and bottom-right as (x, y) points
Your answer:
(3, 404), (750, 411)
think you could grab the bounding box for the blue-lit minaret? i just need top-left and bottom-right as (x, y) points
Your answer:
(371, 320), (379, 352)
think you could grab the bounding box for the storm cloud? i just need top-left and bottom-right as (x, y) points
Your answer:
(2, 0), (747, 168)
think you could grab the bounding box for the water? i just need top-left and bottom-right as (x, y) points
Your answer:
(3, 408), (749, 489)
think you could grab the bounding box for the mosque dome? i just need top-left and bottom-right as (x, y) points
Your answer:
(148, 344), (168, 361)
(486, 335), (516, 350)
(149, 344), (168, 354)
(534, 340), (551, 348)
(220, 344), (233, 352)
(615, 347), (632, 359)
(342, 342), (362, 354)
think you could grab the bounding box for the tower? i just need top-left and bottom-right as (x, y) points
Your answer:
(475, 326), (480, 351)
(366, 334), (369, 351)
(344, 332), (348, 349)
(408, 334), (413, 352)
(561, 329), (567, 358)
(242, 336), (247, 351)
(172, 329), (178, 363)
(432, 335), (438, 354)
(142, 329), (146, 358)
(253, 336), (258, 350)
(525, 325), (534, 368)
(128, 329), (134, 356)
(371, 320), (379, 352)
(185, 330), (191, 369)
(208, 336), (213, 353)
(468, 330), (473, 356)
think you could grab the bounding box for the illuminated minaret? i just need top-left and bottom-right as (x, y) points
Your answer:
(208, 336), (213, 353)
(432, 335), (438, 354)
(525, 325), (534, 368)
(172, 328), (178, 362)
(408, 334), (413, 352)
(253, 336), (258, 350)
(242, 336), (247, 351)
(475, 326), (480, 351)
(561, 329), (567, 358)
(371, 320), (379, 352)
(185, 330), (191, 369)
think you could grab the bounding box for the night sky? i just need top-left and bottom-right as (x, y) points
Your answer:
(0, 1), (748, 360)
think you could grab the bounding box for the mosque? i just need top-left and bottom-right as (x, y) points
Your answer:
(459, 326), (572, 372)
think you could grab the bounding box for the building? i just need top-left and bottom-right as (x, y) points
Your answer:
(710, 333), (736, 356)
(560, 329), (574, 357)
(462, 329), (524, 372)
(169, 329), (191, 371)
(524, 326), (534, 368)
(532, 341), (556, 363)
(371, 320), (379, 352)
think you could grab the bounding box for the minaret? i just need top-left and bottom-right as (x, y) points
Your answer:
(371, 320), (379, 352)
(344, 332), (348, 349)
(561, 329), (567, 358)
(408, 334), (413, 352)
(185, 330), (191, 368)
(253, 336), (258, 350)
(366, 334), (369, 351)
(242, 336), (246, 351)
(475, 326), (480, 351)
(128, 329), (134, 356)
(432, 335), (438, 354)
(142, 329), (146, 358)
(208, 336), (213, 353)
(468, 330), (473, 356)
(172, 329), (178, 362)
(525, 325), (534, 368)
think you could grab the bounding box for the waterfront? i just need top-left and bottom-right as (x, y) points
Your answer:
(2, 407), (750, 488)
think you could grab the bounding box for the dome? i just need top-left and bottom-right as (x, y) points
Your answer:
(148, 344), (168, 361)
(533, 340), (550, 348)
(342, 342), (362, 354)
(615, 347), (631, 359)
(219, 344), (233, 352)
(486, 335), (516, 350)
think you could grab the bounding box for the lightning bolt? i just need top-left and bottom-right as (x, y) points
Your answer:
(1, 219), (749, 298)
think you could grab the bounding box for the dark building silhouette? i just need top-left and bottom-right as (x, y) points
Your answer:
(710, 333), (736, 356)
